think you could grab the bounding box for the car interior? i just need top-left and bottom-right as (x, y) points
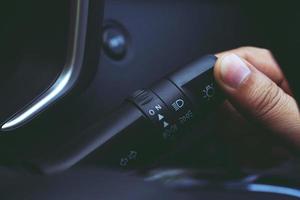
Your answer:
(0, 0), (299, 199)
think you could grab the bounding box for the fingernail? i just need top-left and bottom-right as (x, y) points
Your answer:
(220, 54), (251, 88)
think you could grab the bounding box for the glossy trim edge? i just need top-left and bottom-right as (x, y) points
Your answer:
(246, 184), (300, 198)
(1, 0), (89, 131)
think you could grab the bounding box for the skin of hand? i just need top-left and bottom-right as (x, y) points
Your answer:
(213, 47), (300, 168)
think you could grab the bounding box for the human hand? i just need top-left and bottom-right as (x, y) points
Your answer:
(213, 47), (300, 168)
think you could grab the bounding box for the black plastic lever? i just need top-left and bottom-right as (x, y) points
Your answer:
(34, 55), (224, 174)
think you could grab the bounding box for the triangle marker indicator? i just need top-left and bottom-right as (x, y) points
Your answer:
(163, 121), (169, 128)
(158, 114), (164, 121)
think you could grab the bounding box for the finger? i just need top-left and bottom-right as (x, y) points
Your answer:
(216, 47), (292, 95)
(214, 53), (300, 149)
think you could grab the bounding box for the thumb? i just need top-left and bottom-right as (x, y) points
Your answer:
(214, 53), (300, 148)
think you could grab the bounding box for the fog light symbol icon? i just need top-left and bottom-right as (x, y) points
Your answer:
(203, 83), (215, 100)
